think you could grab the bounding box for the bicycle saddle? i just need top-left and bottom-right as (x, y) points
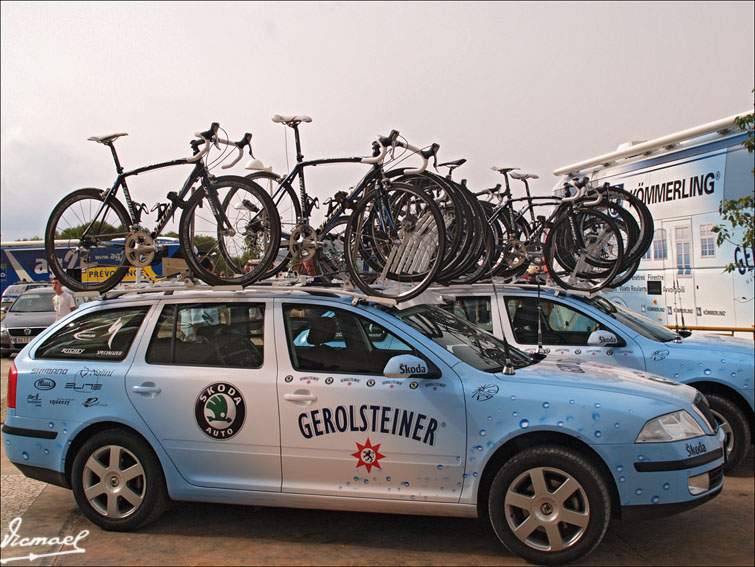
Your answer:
(438, 158), (467, 168)
(491, 166), (519, 173)
(510, 172), (539, 180)
(272, 115), (313, 125)
(87, 133), (128, 144)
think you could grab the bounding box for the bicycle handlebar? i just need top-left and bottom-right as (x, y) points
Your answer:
(187, 122), (219, 163)
(220, 133), (254, 169)
(360, 131), (438, 174)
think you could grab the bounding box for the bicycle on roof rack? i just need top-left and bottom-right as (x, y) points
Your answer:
(44, 123), (281, 293)
(243, 115), (448, 301)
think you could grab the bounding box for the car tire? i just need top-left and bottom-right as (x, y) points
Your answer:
(71, 429), (169, 531)
(706, 394), (751, 474)
(488, 445), (611, 565)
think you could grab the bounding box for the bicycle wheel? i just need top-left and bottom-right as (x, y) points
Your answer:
(545, 209), (624, 292)
(313, 216), (350, 282)
(179, 176), (281, 286)
(344, 183), (445, 301)
(45, 188), (132, 292)
(245, 171), (301, 277)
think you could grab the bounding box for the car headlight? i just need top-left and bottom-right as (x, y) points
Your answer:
(0, 326), (8, 337)
(636, 410), (705, 443)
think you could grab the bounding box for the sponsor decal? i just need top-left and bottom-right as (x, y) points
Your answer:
(651, 349), (670, 361)
(65, 367), (110, 393)
(50, 398), (73, 406)
(82, 397), (107, 408)
(95, 350), (123, 357)
(34, 378), (56, 391)
(284, 375), (293, 383)
(352, 438), (385, 473)
(471, 384), (499, 401)
(574, 349), (582, 355)
(557, 363), (585, 374)
(409, 381), (419, 390)
(685, 440), (707, 457)
(399, 362), (427, 375)
(630, 171), (718, 206)
(0, 517), (89, 564)
(61, 348), (85, 355)
(641, 305), (646, 313)
(26, 393), (42, 407)
(424, 381), (445, 390)
(31, 368), (68, 375)
(366, 379), (375, 387)
(697, 307), (702, 317)
(298, 404), (439, 446)
(325, 377), (334, 385)
(195, 382), (246, 440)
(72, 331), (97, 341)
(606, 350), (614, 356)
(299, 376), (320, 383)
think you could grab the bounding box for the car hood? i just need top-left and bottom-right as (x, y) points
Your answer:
(509, 357), (699, 405)
(2, 310), (56, 328)
(674, 334), (755, 353)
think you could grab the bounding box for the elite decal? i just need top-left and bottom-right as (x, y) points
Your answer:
(195, 382), (246, 440)
(352, 438), (385, 473)
(298, 404), (439, 446)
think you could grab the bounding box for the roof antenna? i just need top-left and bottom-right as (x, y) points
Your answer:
(536, 271), (545, 355)
(487, 217), (516, 375)
(676, 277), (689, 337)
(672, 277), (682, 343)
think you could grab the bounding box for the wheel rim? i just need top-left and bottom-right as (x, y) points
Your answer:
(82, 444), (146, 519)
(710, 409), (734, 460)
(504, 466), (590, 552)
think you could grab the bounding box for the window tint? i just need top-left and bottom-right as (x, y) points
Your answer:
(146, 302), (264, 368)
(36, 306), (150, 360)
(505, 297), (605, 346)
(440, 296), (494, 333)
(283, 304), (415, 374)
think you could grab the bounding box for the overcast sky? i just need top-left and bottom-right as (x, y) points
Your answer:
(1, 1), (753, 241)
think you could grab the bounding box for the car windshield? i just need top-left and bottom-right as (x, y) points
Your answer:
(9, 293), (54, 313)
(389, 304), (534, 372)
(3, 285), (26, 297)
(583, 297), (679, 342)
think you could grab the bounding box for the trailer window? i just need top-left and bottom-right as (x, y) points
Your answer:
(675, 227), (692, 275)
(653, 229), (668, 260)
(700, 223), (716, 257)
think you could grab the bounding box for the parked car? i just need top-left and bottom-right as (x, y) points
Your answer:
(1, 286), (87, 357)
(1, 282), (50, 313)
(435, 283), (754, 473)
(2, 286), (725, 565)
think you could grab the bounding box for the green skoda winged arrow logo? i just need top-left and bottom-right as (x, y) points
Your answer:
(195, 382), (246, 440)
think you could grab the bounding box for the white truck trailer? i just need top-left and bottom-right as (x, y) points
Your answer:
(553, 112), (754, 335)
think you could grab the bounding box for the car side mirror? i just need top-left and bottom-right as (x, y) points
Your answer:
(676, 329), (693, 338)
(383, 354), (441, 379)
(587, 330), (621, 346)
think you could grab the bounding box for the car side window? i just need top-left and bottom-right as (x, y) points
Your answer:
(505, 297), (604, 346)
(283, 304), (415, 374)
(440, 296), (494, 333)
(36, 306), (150, 361)
(146, 302), (264, 368)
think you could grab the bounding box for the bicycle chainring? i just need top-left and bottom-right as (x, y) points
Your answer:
(124, 231), (156, 268)
(289, 224), (318, 262)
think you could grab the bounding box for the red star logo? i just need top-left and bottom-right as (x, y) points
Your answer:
(351, 438), (385, 473)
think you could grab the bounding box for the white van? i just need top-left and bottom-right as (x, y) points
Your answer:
(553, 112), (754, 335)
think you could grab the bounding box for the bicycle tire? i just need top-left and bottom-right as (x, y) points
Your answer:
(313, 216), (350, 282)
(179, 176), (281, 286)
(544, 208), (624, 292)
(344, 183), (445, 301)
(45, 188), (132, 293)
(245, 171), (301, 278)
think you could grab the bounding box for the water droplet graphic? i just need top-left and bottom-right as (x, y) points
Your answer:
(616, 466), (623, 473)
(674, 373), (680, 379)
(386, 476), (392, 482)
(638, 455), (645, 461)
(346, 482), (351, 486)
(402, 481), (410, 487)
(652, 496), (660, 504)
(619, 476), (625, 483)
(542, 402), (550, 408)
(594, 430), (602, 438)
(614, 423), (620, 428)
(48, 422), (54, 429)
(479, 429), (487, 436)
(63, 429), (68, 435)
(512, 411), (518, 417)
(474, 445), (483, 451)
(592, 412), (600, 421)
(44, 449), (49, 455)
(462, 473), (469, 479)
(437, 465), (443, 470)
(487, 416), (493, 421)
(557, 421), (564, 427)
(663, 483), (670, 491)
(364, 479), (369, 484)
(473, 472), (478, 478)
(339, 486), (343, 490)
(569, 399), (575, 404)
(636, 489), (643, 495)
(731, 372), (737, 377)
(511, 395), (517, 400)
(519, 419), (529, 429)
(594, 402), (601, 408)
(704, 368), (711, 375)
(354, 476), (359, 481)
(22, 452), (29, 460)
(456, 456), (461, 462)
(721, 359), (726, 363)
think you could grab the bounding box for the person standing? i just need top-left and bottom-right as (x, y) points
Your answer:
(51, 278), (76, 321)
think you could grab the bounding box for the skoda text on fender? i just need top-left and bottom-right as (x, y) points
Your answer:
(2, 286), (725, 565)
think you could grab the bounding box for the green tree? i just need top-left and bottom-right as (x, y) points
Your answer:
(712, 103), (755, 273)
(56, 221), (124, 239)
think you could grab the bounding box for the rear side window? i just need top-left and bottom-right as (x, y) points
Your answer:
(36, 306), (150, 361)
(440, 296), (494, 333)
(146, 302), (264, 368)
(504, 297), (605, 346)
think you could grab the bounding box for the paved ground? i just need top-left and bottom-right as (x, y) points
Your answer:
(1, 355), (753, 566)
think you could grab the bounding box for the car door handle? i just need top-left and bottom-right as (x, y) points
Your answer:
(132, 383), (161, 396)
(284, 392), (317, 402)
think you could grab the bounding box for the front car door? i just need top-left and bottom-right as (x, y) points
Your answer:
(126, 298), (281, 491)
(500, 294), (645, 369)
(275, 300), (466, 502)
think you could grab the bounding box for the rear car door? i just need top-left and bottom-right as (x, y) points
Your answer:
(126, 299), (281, 491)
(275, 300), (467, 501)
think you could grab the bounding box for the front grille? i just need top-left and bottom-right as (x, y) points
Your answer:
(694, 394), (719, 433)
(708, 465), (724, 489)
(8, 328), (45, 337)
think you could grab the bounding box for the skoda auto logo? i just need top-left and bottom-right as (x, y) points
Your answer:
(195, 382), (246, 440)
(24, 328), (31, 336)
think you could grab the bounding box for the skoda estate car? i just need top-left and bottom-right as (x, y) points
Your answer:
(436, 283), (754, 473)
(2, 286), (726, 565)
